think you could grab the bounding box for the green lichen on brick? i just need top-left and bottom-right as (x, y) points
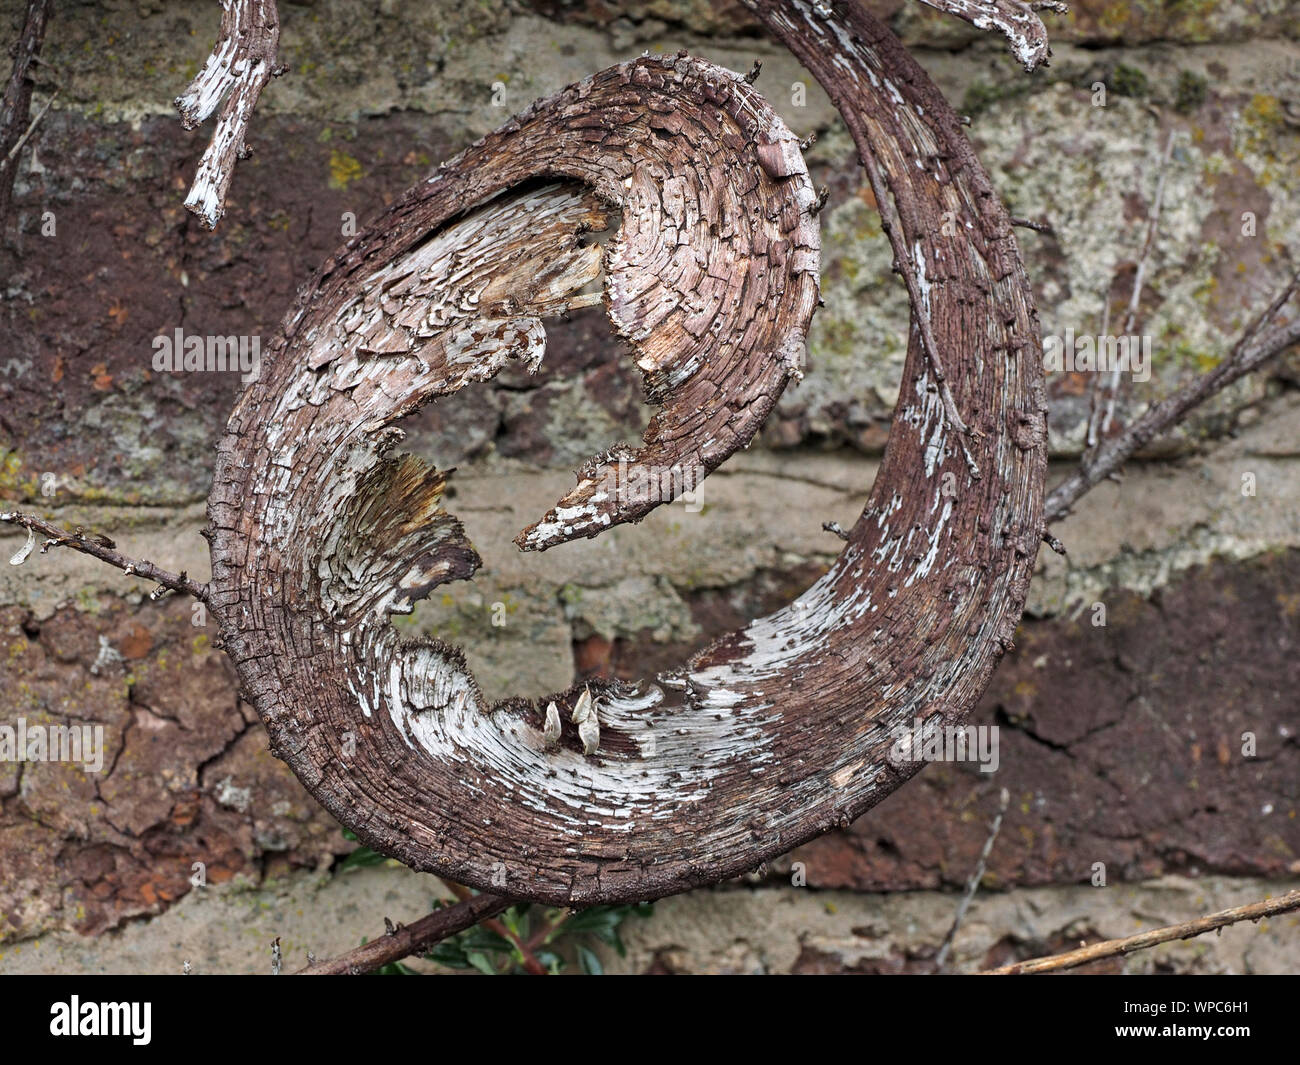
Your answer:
(1175, 70), (1208, 113)
(1111, 63), (1150, 99)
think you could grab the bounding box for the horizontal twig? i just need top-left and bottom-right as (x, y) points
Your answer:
(1009, 214), (1053, 234)
(1, 510), (209, 602)
(984, 887), (1300, 974)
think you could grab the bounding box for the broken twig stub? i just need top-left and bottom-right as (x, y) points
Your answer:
(174, 0), (282, 229)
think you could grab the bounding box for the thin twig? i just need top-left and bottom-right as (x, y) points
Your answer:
(1009, 215), (1053, 234)
(935, 786), (1009, 970)
(1046, 272), (1300, 523)
(984, 887), (1300, 974)
(1086, 129), (1177, 449)
(1, 510), (209, 602)
(1040, 528), (1066, 555)
(0, 87), (53, 169)
(527, 909), (573, 952)
(0, 0), (53, 228)
(1085, 298), (1111, 450)
(1119, 132), (1177, 336)
(822, 520), (850, 541)
(296, 893), (513, 975)
(1104, 129), (1178, 436)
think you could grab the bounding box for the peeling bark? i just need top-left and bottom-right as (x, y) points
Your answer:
(913, 0), (1065, 71)
(174, 0), (281, 229)
(3, 0), (1298, 960)
(199, 0), (1046, 904)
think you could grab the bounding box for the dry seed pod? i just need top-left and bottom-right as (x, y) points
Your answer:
(8, 526), (35, 566)
(542, 701), (562, 748)
(571, 688), (593, 725)
(572, 689), (600, 756)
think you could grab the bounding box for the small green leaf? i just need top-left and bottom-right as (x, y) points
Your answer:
(466, 951), (497, 976)
(337, 845), (389, 870)
(459, 926), (515, 954)
(425, 941), (473, 969)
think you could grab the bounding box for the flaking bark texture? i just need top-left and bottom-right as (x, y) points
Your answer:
(174, 0), (281, 229)
(913, 0), (1060, 71)
(206, 3), (1045, 906)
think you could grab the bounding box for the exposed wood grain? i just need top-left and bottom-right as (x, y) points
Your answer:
(204, 3), (1045, 906)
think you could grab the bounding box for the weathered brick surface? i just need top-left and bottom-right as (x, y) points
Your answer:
(0, 597), (348, 941)
(4, 549), (1295, 943)
(529, 0), (1300, 46)
(4, 4), (1299, 503)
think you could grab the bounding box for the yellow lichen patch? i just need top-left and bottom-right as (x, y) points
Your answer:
(328, 150), (363, 190)
(0, 448), (39, 498)
(1276, 591), (1300, 618)
(1097, 1), (1131, 36)
(1245, 94), (1284, 129)
(1237, 94), (1286, 165)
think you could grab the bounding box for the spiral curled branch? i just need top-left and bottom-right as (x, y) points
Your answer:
(204, 2), (1045, 906)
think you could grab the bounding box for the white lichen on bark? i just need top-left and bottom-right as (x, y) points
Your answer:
(174, 0), (281, 229)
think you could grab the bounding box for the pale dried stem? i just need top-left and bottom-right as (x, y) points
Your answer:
(935, 786), (1009, 970)
(984, 887), (1300, 975)
(1047, 274), (1300, 523)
